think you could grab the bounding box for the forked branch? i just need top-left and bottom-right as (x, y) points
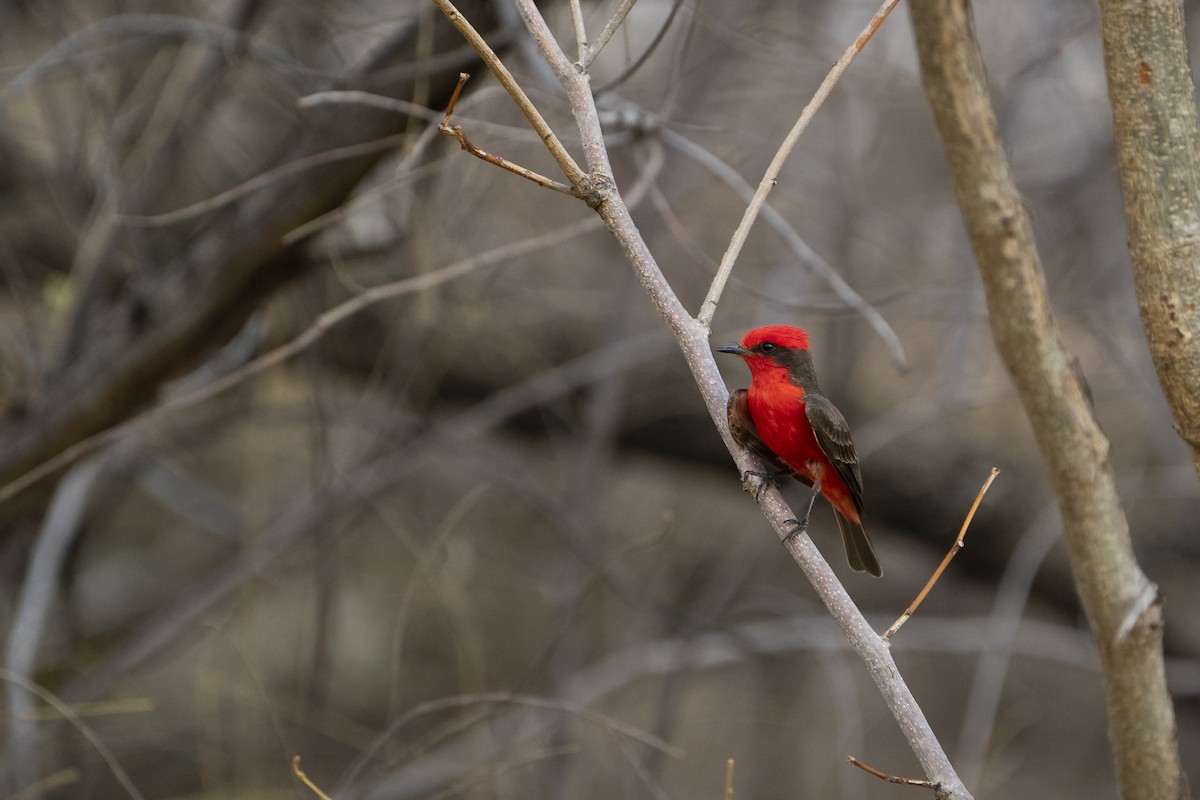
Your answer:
(438, 73), (581, 196)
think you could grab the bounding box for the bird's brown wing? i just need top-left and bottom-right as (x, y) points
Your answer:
(803, 393), (864, 515)
(726, 389), (796, 479)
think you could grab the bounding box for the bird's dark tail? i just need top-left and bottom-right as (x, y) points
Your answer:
(834, 512), (882, 577)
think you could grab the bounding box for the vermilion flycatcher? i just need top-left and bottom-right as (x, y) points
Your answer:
(718, 325), (882, 577)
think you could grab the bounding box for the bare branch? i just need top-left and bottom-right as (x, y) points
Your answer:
(512, 0), (614, 187)
(696, 0), (902, 331)
(847, 757), (938, 791)
(438, 74), (581, 196)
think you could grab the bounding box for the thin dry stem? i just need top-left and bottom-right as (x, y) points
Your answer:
(847, 757), (938, 789)
(293, 756), (333, 800)
(723, 758), (736, 800)
(512, 0), (613, 191)
(438, 73), (578, 195)
(438, 122), (580, 195)
(885, 468), (999, 640)
(441, 71), (471, 124)
(696, 0), (902, 331)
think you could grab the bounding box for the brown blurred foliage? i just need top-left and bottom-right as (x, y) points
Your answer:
(0, 1), (1196, 798)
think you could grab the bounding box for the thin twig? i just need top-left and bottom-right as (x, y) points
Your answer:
(847, 757), (938, 789)
(723, 758), (735, 800)
(122, 134), (407, 227)
(696, 0), (902, 330)
(438, 75), (580, 196)
(441, 71), (471, 124)
(0, 668), (145, 800)
(293, 756), (334, 800)
(885, 468), (1000, 640)
(568, 0), (588, 60)
(580, 0), (640, 69)
(439, 123), (579, 195)
(431, 0), (587, 187)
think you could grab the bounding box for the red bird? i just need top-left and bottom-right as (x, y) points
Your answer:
(718, 325), (881, 577)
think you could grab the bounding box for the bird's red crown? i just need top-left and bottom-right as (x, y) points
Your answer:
(741, 324), (810, 351)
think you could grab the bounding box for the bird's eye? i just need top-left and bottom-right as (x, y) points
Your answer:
(759, 342), (777, 353)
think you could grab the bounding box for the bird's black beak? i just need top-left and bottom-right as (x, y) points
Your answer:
(716, 344), (749, 356)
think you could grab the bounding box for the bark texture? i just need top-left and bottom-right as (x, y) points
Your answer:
(1100, 0), (1200, 478)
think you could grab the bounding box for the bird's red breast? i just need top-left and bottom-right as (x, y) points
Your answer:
(745, 368), (860, 524)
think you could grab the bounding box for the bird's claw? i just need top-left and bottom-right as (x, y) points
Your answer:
(742, 469), (787, 500)
(782, 517), (809, 544)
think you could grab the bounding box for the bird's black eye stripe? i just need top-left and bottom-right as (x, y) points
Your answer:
(759, 342), (777, 353)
